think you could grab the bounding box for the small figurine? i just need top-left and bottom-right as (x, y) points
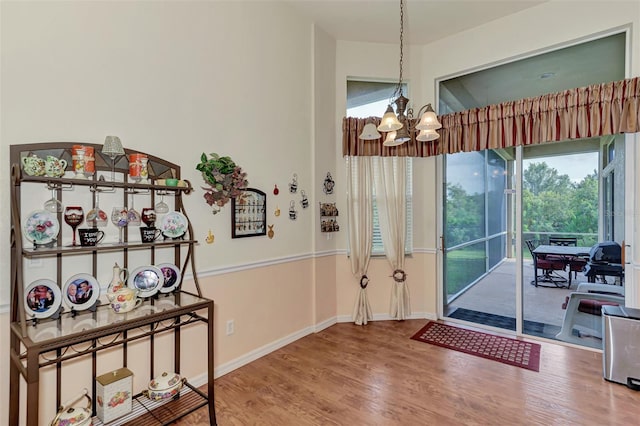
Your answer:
(323, 172), (335, 194)
(289, 200), (297, 220)
(289, 173), (298, 193)
(300, 190), (309, 208)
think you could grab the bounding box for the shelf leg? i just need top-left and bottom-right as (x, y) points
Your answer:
(9, 334), (20, 426)
(26, 349), (40, 426)
(208, 301), (217, 425)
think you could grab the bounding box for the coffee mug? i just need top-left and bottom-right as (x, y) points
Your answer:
(78, 228), (105, 246)
(140, 227), (162, 243)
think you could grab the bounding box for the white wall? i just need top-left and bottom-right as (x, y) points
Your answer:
(1, 1), (317, 423)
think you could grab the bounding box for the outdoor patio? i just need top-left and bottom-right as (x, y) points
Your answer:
(445, 258), (600, 341)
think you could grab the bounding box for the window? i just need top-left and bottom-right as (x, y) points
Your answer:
(347, 80), (413, 255)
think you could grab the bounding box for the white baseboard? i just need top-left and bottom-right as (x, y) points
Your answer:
(213, 325), (314, 378)
(336, 311), (435, 323)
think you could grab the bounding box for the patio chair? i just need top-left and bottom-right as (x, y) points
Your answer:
(555, 282), (625, 348)
(526, 240), (567, 287)
(549, 236), (578, 246)
(548, 236), (586, 284)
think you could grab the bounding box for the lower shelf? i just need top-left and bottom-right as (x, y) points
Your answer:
(92, 383), (210, 426)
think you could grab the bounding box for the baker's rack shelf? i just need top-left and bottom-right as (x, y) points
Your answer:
(8, 142), (216, 426)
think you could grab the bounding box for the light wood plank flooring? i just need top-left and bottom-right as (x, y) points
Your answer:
(177, 319), (639, 425)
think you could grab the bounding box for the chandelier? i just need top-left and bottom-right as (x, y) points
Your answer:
(365, 0), (442, 146)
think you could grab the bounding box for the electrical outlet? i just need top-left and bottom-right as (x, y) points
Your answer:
(226, 320), (235, 336)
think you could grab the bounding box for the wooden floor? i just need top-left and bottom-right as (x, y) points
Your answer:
(176, 319), (639, 425)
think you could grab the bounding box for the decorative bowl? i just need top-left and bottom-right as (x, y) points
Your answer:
(144, 372), (186, 400)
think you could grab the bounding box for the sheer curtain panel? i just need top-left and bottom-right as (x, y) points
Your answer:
(347, 156), (374, 325)
(373, 157), (410, 320)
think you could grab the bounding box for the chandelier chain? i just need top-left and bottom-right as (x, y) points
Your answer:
(396, 0), (405, 98)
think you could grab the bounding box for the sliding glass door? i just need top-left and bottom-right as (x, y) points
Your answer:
(442, 150), (513, 330)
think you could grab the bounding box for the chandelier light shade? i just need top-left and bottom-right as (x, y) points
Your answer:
(416, 128), (440, 142)
(383, 131), (404, 147)
(394, 120), (411, 143)
(377, 105), (403, 132)
(415, 104), (442, 131)
(360, 120), (382, 140)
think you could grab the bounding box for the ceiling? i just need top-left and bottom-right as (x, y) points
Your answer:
(282, 1), (626, 112)
(283, 0), (547, 45)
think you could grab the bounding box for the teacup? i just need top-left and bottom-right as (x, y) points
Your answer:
(78, 228), (105, 247)
(22, 154), (46, 176)
(106, 287), (142, 313)
(44, 156), (67, 177)
(140, 226), (162, 243)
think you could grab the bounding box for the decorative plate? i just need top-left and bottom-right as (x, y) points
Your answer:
(156, 263), (181, 293)
(24, 279), (62, 319)
(128, 266), (164, 298)
(23, 210), (60, 246)
(160, 211), (188, 239)
(62, 273), (100, 311)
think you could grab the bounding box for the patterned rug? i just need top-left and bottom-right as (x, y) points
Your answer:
(411, 321), (541, 372)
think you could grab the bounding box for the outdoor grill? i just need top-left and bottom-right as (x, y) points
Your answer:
(584, 241), (624, 283)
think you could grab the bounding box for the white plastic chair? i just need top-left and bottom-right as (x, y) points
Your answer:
(555, 282), (625, 348)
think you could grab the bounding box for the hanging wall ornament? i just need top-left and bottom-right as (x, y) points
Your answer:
(205, 229), (215, 244)
(274, 206), (280, 217)
(300, 190), (309, 209)
(268, 224), (274, 239)
(289, 173), (298, 193)
(323, 172), (335, 195)
(289, 200), (297, 220)
(273, 184), (279, 195)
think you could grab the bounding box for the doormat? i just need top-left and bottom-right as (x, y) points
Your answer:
(448, 308), (561, 340)
(411, 321), (541, 372)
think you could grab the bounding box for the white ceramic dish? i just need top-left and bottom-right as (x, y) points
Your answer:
(23, 210), (60, 246)
(128, 266), (164, 298)
(156, 263), (181, 293)
(62, 273), (100, 311)
(160, 211), (188, 239)
(24, 279), (62, 319)
(145, 372), (186, 400)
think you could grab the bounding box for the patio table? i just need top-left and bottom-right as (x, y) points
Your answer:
(531, 245), (591, 288)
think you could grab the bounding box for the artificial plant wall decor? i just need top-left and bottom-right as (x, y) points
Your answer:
(196, 152), (248, 214)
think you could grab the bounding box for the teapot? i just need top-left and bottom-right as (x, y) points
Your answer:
(106, 263), (141, 313)
(49, 388), (92, 426)
(21, 154), (46, 176)
(44, 156), (67, 177)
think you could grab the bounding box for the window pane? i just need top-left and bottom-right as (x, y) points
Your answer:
(487, 151), (506, 236)
(445, 151), (486, 247)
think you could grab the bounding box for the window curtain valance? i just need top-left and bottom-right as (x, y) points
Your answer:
(342, 77), (640, 157)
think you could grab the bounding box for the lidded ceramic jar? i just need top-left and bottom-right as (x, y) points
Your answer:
(145, 372), (186, 400)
